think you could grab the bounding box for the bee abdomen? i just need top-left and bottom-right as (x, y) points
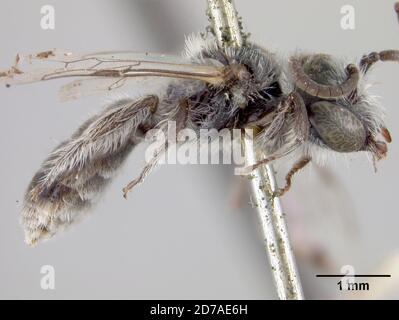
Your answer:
(21, 96), (158, 246)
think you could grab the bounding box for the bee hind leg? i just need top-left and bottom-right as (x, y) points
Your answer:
(122, 98), (191, 198)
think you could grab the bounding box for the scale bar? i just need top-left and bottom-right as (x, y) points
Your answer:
(316, 274), (391, 278)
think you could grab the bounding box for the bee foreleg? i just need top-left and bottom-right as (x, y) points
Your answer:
(289, 92), (309, 143)
(273, 156), (312, 197)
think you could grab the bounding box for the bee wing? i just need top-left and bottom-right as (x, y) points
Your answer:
(1, 49), (225, 100)
(58, 76), (170, 102)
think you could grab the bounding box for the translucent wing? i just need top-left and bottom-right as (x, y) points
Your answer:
(0, 49), (225, 101)
(58, 77), (169, 102)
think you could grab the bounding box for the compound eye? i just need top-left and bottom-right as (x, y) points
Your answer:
(308, 101), (366, 152)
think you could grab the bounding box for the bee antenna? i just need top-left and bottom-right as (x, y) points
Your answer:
(289, 57), (359, 99)
(360, 50), (399, 73)
(360, 4), (399, 73)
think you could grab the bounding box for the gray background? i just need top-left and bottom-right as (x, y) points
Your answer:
(0, 0), (398, 299)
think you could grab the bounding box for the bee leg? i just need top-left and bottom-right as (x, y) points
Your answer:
(242, 155), (279, 174)
(241, 94), (307, 176)
(123, 143), (166, 198)
(122, 99), (191, 198)
(381, 126), (392, 143)
(288, 91), (309, 143)
(176, 98), (191, 132)
(272, 156), (312, 197)
(253, 92), (303, 140)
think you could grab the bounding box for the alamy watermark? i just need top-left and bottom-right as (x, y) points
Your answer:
(40, 265), (55, 290)
(40, 5), (55, 30)
(341, 5), (355, 30)
(144, 121), (255, 175)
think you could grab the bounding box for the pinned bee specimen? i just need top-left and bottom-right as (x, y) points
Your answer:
(1, 5), (398, 246)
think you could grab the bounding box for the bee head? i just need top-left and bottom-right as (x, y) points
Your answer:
(291, 54), (391, 162)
